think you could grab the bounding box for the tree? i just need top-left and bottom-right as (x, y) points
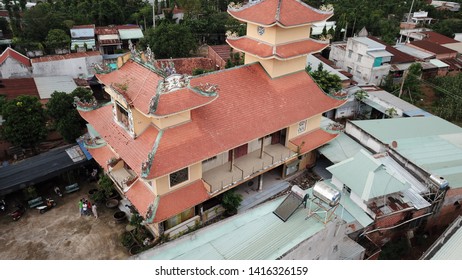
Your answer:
(432, 73), (462, 124)
(306, 64), (342, 94)
(221, 190), (243, 216)
(140, 23), (197, 59)
(46, 88), (93, 143)
(22, 3), (67, 43)
(0, 95), (47, 150)
(354, 89), (369, 118)
(45, 29), (71, 52)
(399, 63), (423, 104)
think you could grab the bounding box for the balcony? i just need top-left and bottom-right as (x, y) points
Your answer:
(109, 165), (138, 192)
(203, 143), (296, 194)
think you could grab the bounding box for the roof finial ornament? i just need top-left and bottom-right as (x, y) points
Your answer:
(128, 39), (135, 56)
(146, 45), (155, 64)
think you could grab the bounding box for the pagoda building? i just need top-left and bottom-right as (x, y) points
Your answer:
(78, 0), (346, 239)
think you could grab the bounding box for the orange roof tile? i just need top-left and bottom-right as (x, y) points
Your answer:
(30, 51), (101, 63)
(227, 37), (328, 59)
(0, 47), (31, 67)
(125, 179), (155, 217)
(154, 88), (218, 117)
(86, 62), (345, 179)
(86, 145), (117, 172)
(156, 57), (215, 75)
(149, 64), (345, 178)
(228, 0), (332, 27)
(96, 60), (162, 114)
(422, 31), (459, 44)
(0, 78), (39, 100)
(289, 128), (338, 154)
(79, 104), (159, 175)
(154, 180), (210, 222)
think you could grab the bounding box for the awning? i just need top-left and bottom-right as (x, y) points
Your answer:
(429, 59), (449, 68)
(153, 179), (210, 223)
(86, 144), (116, 172)
(125, 179), (155, 218)
(0, 145), (89, 196)
(289, 129), (338, 155)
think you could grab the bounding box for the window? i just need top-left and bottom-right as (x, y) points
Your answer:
(357, 54), (362, 62)
(348, 50), (352, 58)
(347, 67), (352, 73)
(298, 120), (307, 134)
(164, 207), (194, 230)
(116, 103), (129, 128)
(169, 167), (188, 187)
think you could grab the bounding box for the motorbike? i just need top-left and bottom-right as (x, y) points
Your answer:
(9, 204), (25, 221)
(54, 186), (63, 197)
(0, 199), (6, 212)
(37, 198), (57, 214)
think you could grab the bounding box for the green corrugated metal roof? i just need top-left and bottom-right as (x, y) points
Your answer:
(351, 116), (462, 187)
(430, 217), (462, 260)
(118, 29), (144, 40)
(327, 150), (410, 201)
(318, 132), (364, 163)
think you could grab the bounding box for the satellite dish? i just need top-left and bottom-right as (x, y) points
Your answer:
(391, 141), (398, 148)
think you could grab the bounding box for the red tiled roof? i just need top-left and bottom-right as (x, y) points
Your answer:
(79, 104), (159, 175)
(86, 145), (117, 172)
(368, 36), (415, 64)
(116, 25), (141, 30)
(154, 88), (218, 117)
(96, 60), (162, 114)
(227, 37), (327, 59)
(156, 57), (215, 75)
(126, 179), (155, 217)
(0, 47), (31, 67)
(289, 128), (338, 154)
(209, 45), (232, 61)
(228, 0), (332, 27)
(95, 26), (118, 35)
(72, 24), (95, 29)
(31, 51), (101, 63)
(422, 31), (459, 44)
(98, 39), (121, 46)
(88, 62), (345, 179)
(154, 180), (210, 222)
(0, 78), (40, 100)
(409, 40), (457, 55)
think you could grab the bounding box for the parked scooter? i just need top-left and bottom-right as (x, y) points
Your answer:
(54, 186), (63, 197)
(0, 199), (6, 212)
(9, 204), (25, 221)
(37, 198), (57, 214)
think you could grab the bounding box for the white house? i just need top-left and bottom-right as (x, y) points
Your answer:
(0, 47), (32, 78)
(329, 37), (393, 85)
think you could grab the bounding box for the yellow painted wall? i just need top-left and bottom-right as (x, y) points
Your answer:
(287, 114), (322, 140)
(271, 56), (306, 77)
(154, 162), (202, 196)
(107, 87), (129, 108)
(246, 23), (276, 44)
(151, 111), (191, 129)
(275, 26), (311, 44)
(131, 108), (151, 136)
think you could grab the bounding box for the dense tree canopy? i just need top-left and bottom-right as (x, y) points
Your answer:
(45, 29), (71, 52)
(306, 64), (342, 94)
(432, 73), (462, 124)
(0, 95), (47, 149)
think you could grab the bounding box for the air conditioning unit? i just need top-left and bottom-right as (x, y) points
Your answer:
(430, 174), (449, 189)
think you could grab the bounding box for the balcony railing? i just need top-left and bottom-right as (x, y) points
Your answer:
(203, 143), (296, 194)
(109, 166), (138, 192)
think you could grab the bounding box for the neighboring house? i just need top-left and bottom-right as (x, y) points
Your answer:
(311, 21), (336, 36)
(70, 24), (96, 52)
(31, 51), (103, 79)
(329, 36), (393, 85)
(117, 25), (144, 49)
(400, 11), (434, 30)
(0, 47), (32, 78)
(33, 76), (78, 100)
(398, 27), (432, 44)
(408, 40), (458, 60)
(421, 31), (462, 55)
(430, 0), (461, 11)
(78, 0), (346, 240)
(95, 26), (122, 55)
(133, 190), (367, 260)
(207, 45), (232, 70)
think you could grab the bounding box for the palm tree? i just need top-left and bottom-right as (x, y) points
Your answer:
(354, 89), (369, 118)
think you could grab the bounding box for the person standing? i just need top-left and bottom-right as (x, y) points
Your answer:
(78, 199), (83, 217)
(92, 203), (98, 219)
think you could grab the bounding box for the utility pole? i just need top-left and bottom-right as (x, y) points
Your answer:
(406, 0), (416, 23)
(399, 69), (409, 98)
(153, 1), (156, 28)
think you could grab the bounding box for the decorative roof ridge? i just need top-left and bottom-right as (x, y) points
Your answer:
(275, 0), (281, 22)
(228, 0), (262, 12)
(141, 129), (164, 178)
(110, 83), (133, 107)
(298, 0), (334, 15)
(277, 37), (329, 46)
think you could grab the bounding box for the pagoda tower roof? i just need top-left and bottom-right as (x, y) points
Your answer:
(228, 0), (333, 27)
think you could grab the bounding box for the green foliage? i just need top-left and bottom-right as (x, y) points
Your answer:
(120, 231), (134, 247)
(432, 73), (462, 124)
(97, 173), (115, 197)
(306, 63), (342, 94)
(224, 52), (244, 69)
(0, 95), (47, 149)
(140, 23), (197, 59)
(192, 68), (214, 75)
(432, 19), (462, 38)
(221, 190), (242, 215)
(130, 212), (144, 228)
(378, 238), (409, 260)
(0, 17), (12, 37)
(45, 29), (70, 51)
(400, 63), (423, 104)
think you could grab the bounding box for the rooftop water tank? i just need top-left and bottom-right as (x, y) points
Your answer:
(313, 181), (341, 207)
(430, 174), (449, 189)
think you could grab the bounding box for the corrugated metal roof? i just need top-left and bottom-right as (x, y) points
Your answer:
(351, 116), (462, 187)
(118, 29), (144, 40)
(367, 50), (393, 58)
(339, 236), (365, 260)
(421, 216), (462, 260)
(401, 188), (431, 210)
(33, 76), (77, 99)
(352, 37), (385, 50)
(394, 44), (435, 60)
(430, 58), (449, 68)
(318, 132), (363, 164)
(327, 150), (410, 201)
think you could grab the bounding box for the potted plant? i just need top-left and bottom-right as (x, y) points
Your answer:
(120, 232), (135, 248)
(221, 190), (243, 217)
(98, 174), (117, 199)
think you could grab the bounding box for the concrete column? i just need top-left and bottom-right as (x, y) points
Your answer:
(258, 174), (263, 192)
